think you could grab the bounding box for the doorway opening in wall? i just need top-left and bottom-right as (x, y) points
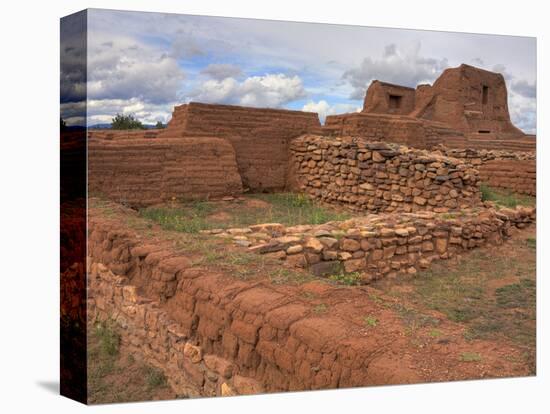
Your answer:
(482, 85), (489, 104)
(388, 94), (402, 110)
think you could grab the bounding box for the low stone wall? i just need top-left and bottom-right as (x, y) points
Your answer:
(289, 135), (480, 213)
(88, 137), (243, 207)
(87, 209), (420, 397)
(206, 206), (536, 283)
(437, 147), (536, 196)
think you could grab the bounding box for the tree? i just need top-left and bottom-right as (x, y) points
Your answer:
(110, 113), (145, 130)
(60, 117), (67, 131)
(155, 121), (166, 129)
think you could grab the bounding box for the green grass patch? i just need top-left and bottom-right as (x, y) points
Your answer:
(526, 237), (536, 249)
(480, 184), (536, 208)
(327, 271), (362, 286)
(460, 352), (482, 362)
(495, 279), (536, 309)
(139, 193), (351, 233)
(313, 303), (328, 314)
(144, 366), (167, 389)
(429, 328), (442, 338)
(363, 315), (378, 327)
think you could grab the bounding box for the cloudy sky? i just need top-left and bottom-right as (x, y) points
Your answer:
(61, 9), (536, 133)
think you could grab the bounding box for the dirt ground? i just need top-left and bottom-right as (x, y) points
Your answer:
(87, 320), (177, 404)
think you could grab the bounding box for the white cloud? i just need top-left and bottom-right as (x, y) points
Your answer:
(511, 80), (536, 98)
(508, 93), (537, 134)
(87, 35), (185, 104)
(302, 100), (361, 123)
(190, 74), (306, 107)
(342, 43), (449, 99)
(61, 98), (176, 126)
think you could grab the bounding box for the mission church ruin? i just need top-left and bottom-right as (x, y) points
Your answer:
(83, 63), (537, 398)
(88, 64), (535, 205)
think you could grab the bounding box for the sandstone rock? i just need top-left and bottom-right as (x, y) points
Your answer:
(221, 382), (236, 396)
(435, 238), (448, 254)
(286, 253), (307, 268)
(340, 238), (361, 252)
(413, 196), (427, 206)
(304, 237), (324, 253)
(421, 241), (434, 252)
(286, 245), (303, 254)
(338, 252), (353, 261)
(323, 250), (338, 261)
(183, 342), (202, 364)
(318, 237), (339, 249)
(343, 258), (366, 273)
(372, 151), (386, 162)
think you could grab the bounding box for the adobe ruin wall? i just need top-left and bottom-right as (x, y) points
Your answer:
(89, 103), (322, 193)
(87, 200), (535, 398)
(88, 137), (243, 207)
(87, 207), (418, 398)
(159, 103), (322, 191)
(436, 147), (536, 196)
(289, 135), (481, 213)
(206, 207), (535, 282)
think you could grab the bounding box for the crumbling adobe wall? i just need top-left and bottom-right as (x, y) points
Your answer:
(289, 135), (480, 213)
(322, 112), (467, 150)
(87, 209), (421, 397)
(204, 207), (535, 282)
(438, 147), (536, 196)
(87, 129), (160, 140)
(362, 81), (416, 115)
(415, 64), (524, 137)
(159, 102), (322, 191)
(88, 137), (243, 207)
(330, 64), (533, 149)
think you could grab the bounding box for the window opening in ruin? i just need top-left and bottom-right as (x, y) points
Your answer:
(388, 94), (402, 110)
(482, 85), (489, 104)
(478, 130), (491, 134)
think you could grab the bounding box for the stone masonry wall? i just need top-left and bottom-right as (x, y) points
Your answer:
(205, 207), (536, 283)
(436, 147), (536, 196)
(88, 137), (243, 207)
(289, 135), (481, 213)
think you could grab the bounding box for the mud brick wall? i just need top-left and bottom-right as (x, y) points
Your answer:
(87, 209), (417, 397)
(88, 137), (243, 207)
(217, 207), (535, 283)
(479, 160), (536, 196)
(87, 129), (160, 140)
(322, 112), (468, 150)
(438, 147), (536, 196)
(289, 135), (481, 213)
(159, 102), (323, 191)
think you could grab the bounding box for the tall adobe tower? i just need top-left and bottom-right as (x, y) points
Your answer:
(361, 64), (525, 139)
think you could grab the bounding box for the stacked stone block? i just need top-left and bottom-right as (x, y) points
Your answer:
(290, 135), (481, 213)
